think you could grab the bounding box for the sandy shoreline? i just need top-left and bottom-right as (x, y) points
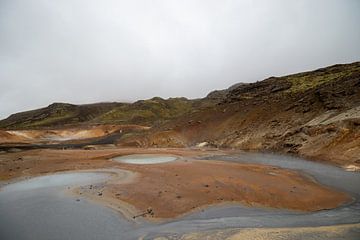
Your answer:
(69, 168), (142, 222)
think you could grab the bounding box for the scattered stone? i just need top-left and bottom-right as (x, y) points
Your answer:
(76, 199), (80, 202)
(196, 142), (208, 148)
(98, 192), (103, 196)
(146, 207), (154, 215)
(133, 207), (154, 219)
(343, 164), (360, 172)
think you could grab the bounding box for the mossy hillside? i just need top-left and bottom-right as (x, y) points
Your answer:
(0, 98), (195, 129)
(0, 102), (118, 129)
(0, 103), (78, 129)
(95, 97), (194, 124)
(285, 62), (360, 93)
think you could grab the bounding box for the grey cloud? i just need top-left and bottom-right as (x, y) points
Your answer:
(1, 0), (359, 119)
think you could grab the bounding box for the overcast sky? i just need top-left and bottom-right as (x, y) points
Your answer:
(1, 0), (359, 119)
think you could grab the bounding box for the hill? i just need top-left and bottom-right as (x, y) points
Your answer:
(120, 62), (360, 166)
(1, 62), (359, 166)
(0, 97), (216, 129)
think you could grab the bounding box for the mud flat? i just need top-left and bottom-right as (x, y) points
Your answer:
(0, 149), (359, 239)
(108, 159), (350, 219)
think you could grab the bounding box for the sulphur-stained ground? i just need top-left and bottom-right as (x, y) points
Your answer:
(0, 148), (351, 220)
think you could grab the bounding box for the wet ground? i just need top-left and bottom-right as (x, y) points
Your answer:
(0, 152), (359, 240)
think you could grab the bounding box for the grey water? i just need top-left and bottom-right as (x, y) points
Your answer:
(113, 154), (177, 164)
(0, 172), (139, 240)
(0, 153), (359, 239)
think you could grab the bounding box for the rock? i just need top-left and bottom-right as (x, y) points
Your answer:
(146, 207), (153, 214)
(196, 142), (208, 148)
(343, 165), (360, 172)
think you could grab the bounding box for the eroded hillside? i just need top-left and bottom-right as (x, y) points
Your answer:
(120, 62), (360, 167)
(1, 62), (359, 167)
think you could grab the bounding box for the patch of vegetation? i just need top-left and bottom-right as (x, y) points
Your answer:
(20, 112), (77, 128)
(285, 63), (360, 93)
(0, 98), (196, 129)
(94, 97), (194, 125)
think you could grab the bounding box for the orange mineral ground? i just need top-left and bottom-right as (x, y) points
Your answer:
(0, 148), (351, 219)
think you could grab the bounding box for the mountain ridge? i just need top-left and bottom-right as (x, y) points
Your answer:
(1, 62), (359, 167)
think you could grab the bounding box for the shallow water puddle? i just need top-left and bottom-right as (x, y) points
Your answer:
(1, 172), (110, 192)
(113, 154), (178, 164)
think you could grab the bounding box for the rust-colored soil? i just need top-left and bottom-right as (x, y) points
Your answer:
(0, 148), (351, 219)
(112, 160), (349, 218)
(0, 124), (148, 144)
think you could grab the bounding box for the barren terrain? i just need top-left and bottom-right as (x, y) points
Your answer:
(0, 148), (351, 220)
(1, 62), (359, 239)
(1, 62), (359, 169)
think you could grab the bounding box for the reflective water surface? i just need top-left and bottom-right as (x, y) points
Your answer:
(113, 154), (178, 164)
(1, 152), (359, 239)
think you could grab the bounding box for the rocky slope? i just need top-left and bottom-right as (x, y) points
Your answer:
(1, 62), (359, 167)
(0, 97), (215, 129)
(120, 62), (360, 167)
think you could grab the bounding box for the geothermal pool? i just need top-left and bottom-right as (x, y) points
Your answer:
(0, 172), (110, 193)
(0, 153), (359, 240)
(0, 171), (135, 240)
(113, 154), (178, 164)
